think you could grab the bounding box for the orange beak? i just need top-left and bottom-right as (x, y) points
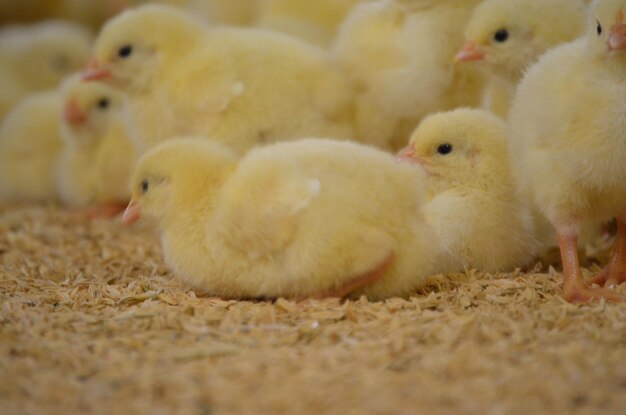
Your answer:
(397, 146), (417, 162)
(122, 200), (141, 225)
(63, 97), (87, 125)
(455, 41), (486, 62)
(82, 58), (112, 81)
(608, 13), (626, 51)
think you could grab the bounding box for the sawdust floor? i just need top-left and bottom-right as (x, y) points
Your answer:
(0, 204), (625, 415)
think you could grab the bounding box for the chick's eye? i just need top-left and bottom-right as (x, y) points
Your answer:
(437, 144), (453, 156)
(494, 29), (509, 43)
(118, 45), (133, 58)
(97, 98), (109, 109)
(140, 179), (149, 194)
(597, 21), (603, 36)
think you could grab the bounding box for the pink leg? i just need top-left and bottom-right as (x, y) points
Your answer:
(557, 232), (623, 303)
(588, 218), (626, 288)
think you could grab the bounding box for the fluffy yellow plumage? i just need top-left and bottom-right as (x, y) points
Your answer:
(457, 0), (588, 117)
(256, 0), (363, 47)
(509, 0), (626, 302)
(85, 5), (354, 154)
(0, 91), (63, 202)
(123, 138), (441, 300)
(0, 20), (92, 118)
(57, 77), (136, 210)
(399, 108), (539, 273)
(333, 0), (485, 150)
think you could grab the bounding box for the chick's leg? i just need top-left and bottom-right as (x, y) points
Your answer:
(557, 231), (623, 303)
(589, 217), (626, 288)
(312, 253), (394, 300)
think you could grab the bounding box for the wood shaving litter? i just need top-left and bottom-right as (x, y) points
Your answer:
(0, 204), (625, 415)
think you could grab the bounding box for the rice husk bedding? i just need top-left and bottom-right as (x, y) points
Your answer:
(1, 204), (625, 415)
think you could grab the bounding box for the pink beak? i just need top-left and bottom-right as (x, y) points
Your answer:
(82, 58), (112, 81)
(63, 97), (87, 125)
(397, 146), (417, 162)
(455, 41), (486, 62)
(122, 200), (141, 225)
(608, 21), (626, 51)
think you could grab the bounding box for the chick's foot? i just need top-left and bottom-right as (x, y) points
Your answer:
(589, 218), (626, 288)
(558, 232), (623, 303)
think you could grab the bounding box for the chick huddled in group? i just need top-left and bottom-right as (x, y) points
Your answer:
(0, 91), (63, 202)
(0, 20), (92, 118)
(456, 0), (588, 117)
(122, 138), (441, 300)
(256, 0), (363, 47)
(334, 0), (485, 150)
(57, 78), (136, 216)
(509, 0), (626, 302)
(398, 109), (539, 274)
(83, 4), (354, 154)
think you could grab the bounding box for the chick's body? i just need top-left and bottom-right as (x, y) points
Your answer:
(57, 79), (136, 207)
(256, 0), (363, 47)
(0, 91), (63, 202)
(334, 0), (485, 150)
(129, 138), (440, 300)
(400, 109), (539, 273)
(88, 5), (353, 154)
(509, 0), (626, 301)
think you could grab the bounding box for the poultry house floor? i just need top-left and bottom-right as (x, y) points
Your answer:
(0, 204), (625, 415)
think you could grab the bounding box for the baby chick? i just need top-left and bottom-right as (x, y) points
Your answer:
(398, 109), (539, 273)
(83, 5), (354, 154)
(123, 138), (441, 300)
(57, 77), (136, 215)
(508, 0), (626, 302)
(0, 91), (63, 202)
(256, 0), (363, 47)
(334, 0), (485, 150)
(0, 21), (92, 118)
(456, 0), (587, 117)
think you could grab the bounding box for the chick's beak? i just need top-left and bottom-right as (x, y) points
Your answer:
(455, 41), (486, 62)
(397, 145), (417, 162)
(82, 58), (112, 81)
(63, 97), (87, 125)
(608, 20), (626, 51)
(122, 200), (141, 225)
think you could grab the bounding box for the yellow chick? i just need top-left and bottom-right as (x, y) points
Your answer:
(333, 0), (485, 151)
(0, 91), (63, 202)
(123, 138), (441, 300)
(508, 0), (626, 302)
(57, 78), (136, 215)
(398, 109), (539, 273)
(0, 20), (92, 118)
(83, 5), (354, 154)
(456, 0), (588, 117)
(255, 0), (363, 47)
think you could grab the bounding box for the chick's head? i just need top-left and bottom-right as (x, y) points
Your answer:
(588, 0), (626, 62)
(10, 21), (93, 89)
(398, 109), (509, 195)
(60, 77), (123, 147)
(83, 5), (209, 91)
(124, 138), (238, 226)
(457, 0), (586, 83)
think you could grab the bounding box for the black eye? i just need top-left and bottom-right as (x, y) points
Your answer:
(140, 179), (149, 194)
(118, 45), (133, 58)
(437, 144), (453, 155)
(494, 29), (509, 43)
(97, 98), (110, 109)
(597, 21), (602, 36)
